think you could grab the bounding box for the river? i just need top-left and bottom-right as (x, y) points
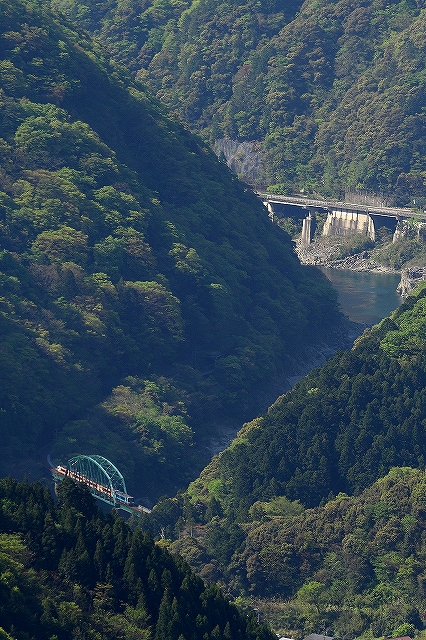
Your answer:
(321, 268), (402, 325)
(209, 268), (404, 456)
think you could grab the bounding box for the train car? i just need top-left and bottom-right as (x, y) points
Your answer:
(52, 462), (133, 508)
(114, 491), (135, 506)
(55, 465), (68, 476)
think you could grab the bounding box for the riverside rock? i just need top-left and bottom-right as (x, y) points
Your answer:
(295, 239), (394, 272)
(397, 267), (426, 297)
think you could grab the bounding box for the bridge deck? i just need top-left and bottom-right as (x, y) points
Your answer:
(52, 465), (151, 513)
(258, 193), (426, 220)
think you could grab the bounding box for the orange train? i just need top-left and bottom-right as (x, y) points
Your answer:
(53, 465), (134, 505)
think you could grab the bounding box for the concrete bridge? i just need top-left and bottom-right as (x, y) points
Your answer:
(258, 192), (426, 246)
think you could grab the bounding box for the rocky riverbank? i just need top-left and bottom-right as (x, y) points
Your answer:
(397, 266), (426, 296)
(295, 237), (396, 272)
(296, 237), (426, 296)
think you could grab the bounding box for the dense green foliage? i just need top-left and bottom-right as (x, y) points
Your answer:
(134, 285), (426, 635)
(9, 3), (426, 637)
(0, 475), (275, 640)
(0, 0), (340, 495)
(51, 0), (426, 201)
(185, 285), (426, 515)
(171, 468), (426, 638)
(375, 225), (426, 269)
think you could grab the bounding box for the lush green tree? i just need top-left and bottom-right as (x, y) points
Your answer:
(0, 476), (275, 640)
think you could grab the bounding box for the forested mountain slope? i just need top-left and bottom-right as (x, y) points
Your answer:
(0, 0), (340, 496)
(182, 284), (426, 515)
(0, 475), (274, 640)
(52, 0), (426, 202)
(189, 288), (426, 511)
(135, 285), (426, 635)
(177, 467), (426, 638)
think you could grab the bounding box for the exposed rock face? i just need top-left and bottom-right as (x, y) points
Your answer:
(295, 239), (392, 272)
(295, 237), (342, 265)
(397, 267), (426, 297)
(329, 252), (389, 271)
(213, 138), (265, 185)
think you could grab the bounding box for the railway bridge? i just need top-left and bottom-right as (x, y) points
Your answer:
(52, 454), (150, 514)
(258, 192), (426, 245)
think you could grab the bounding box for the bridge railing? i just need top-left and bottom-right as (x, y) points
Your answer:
(257, 192), (426, 220)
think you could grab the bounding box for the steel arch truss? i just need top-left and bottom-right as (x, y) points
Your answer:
(67, 454), (128, 506)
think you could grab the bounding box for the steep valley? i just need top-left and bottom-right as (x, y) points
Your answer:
(4, 1), (426, 640)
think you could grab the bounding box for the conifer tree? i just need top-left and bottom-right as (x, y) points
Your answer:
(154, 588), (172, 640)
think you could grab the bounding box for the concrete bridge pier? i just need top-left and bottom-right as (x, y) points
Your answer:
(264, 199), (316, 245)
(258, 191), (426, 245)
(322, 209), (375, 241)
(263, 200), (275, 221)
(393, 218), (408, 243)
(301, 212), (313, 246)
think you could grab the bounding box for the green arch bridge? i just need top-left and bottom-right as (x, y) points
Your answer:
(51, 454), (150, 514)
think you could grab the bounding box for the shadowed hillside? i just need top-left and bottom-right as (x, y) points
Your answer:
(53, 0), (426, 202)
(0, 0), (341, 498)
